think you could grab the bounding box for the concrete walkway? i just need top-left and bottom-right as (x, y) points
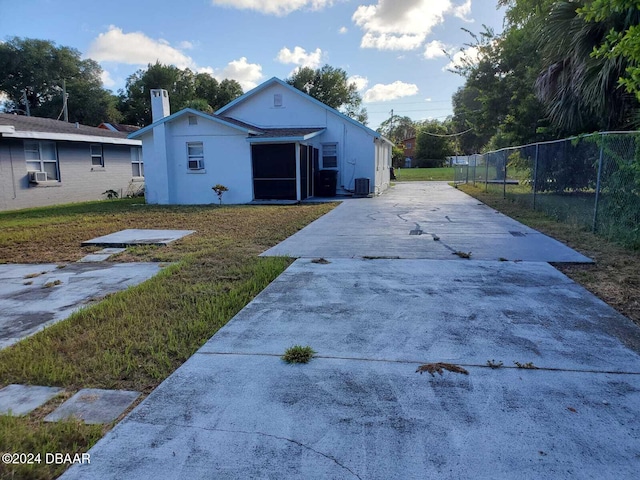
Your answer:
(62, 183), (640, 479)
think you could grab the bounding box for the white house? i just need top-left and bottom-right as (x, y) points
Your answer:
(130, 77), (392, 204)
(0, 114), (143, 211)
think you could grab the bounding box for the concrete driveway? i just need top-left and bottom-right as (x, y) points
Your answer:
(62, 183), (639, 479)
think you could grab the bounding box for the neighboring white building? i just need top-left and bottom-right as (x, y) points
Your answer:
(0, 114), (143, 212)
(130, 77), (392, 204)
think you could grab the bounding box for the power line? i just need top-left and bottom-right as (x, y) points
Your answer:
(420, 128), (473, 138)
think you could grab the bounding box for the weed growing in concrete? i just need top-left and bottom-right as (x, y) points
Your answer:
(282, 345), (316, 364)
(453, 251), (472, 259)
(486, 359), (504, 369)
(416, 362), (469, 376)
(43, 280), (62, 288)
(311, 258), (331, 264)
(514, 361), (538, 369)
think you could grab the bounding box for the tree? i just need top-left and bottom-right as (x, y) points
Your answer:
(579, 0), (640, 101)
(536, 0), (640, 134)
(286, 65), (368, 124)
(376, 115), (416, 143)
(118, 63), (243, 126)
(414, 120), (455, 167)
(0, 37), (121, 125)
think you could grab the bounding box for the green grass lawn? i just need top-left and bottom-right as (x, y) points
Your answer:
(393, 167), (455, 181)
(0, 198), (335, 480)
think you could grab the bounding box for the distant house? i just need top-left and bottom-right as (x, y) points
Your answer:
(130, 77), (393, 205)
(402, 136), (416, 168)
(0, 114), (143, 211)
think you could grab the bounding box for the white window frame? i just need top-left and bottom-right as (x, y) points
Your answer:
(24, 140), (60, 181)
(273, 93), (283, 107)
(90, 144), (104, 167)
(131, 147), (144, 177)
(187, 142), (205, 171)
(322, 143), (338, 169)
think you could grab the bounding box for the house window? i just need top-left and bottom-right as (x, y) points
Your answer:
(405, 142), (412, 149)
(322, 143), (338, 169)
(187, 142), (205, 170)
(90, 144), (104, 167)
(131, 147), (144, 177)
(188, 115), (198, 125)
(274, 94), (283, 107)
(24, 140), (59, 181)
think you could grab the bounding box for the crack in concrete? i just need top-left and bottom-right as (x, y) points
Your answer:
(195, 351), (640, 375)
(163, 423), (363, 479)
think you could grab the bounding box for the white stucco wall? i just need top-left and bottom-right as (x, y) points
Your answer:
(143, 114), (253, 205)
(223, 83), (383, 194)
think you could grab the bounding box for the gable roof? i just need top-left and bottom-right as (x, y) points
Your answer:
(128, 108), (262, 139)
(0, 114), (141, 145)
(215, 77), (385, 140)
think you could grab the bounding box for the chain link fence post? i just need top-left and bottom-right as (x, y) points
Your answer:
(533, 143), (539, 210)
(485, 153), (489, 192)
(592, 133), (605, 233)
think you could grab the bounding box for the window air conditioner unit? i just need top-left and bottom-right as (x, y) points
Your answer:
(354, 177), (370, 196)
(188, 159), (204, 170)
(29, 171), (48, 183)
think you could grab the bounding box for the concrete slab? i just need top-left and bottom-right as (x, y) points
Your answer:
(82, 229), (195, 247)
(60, 259), (640, 479)
(0, 384), (63, 416)
(199, 259), (640, 373)
(262, 182), (592, 263)
(78, 248), (127, 263)
(0, 263), (163, 349)
(45, 389), (140, 424)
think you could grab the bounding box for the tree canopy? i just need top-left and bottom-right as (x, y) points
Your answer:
(452, 0), (640, 152)
(286, 65), (368, 124)
(118, 63), (243, 126)
(0, 37), (121, 125)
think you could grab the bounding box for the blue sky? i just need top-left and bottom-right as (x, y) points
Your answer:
(0, 0), (505, 128)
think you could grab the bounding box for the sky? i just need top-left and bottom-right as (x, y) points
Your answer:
(0, 0), (505, 129)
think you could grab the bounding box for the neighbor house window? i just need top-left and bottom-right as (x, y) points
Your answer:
(131, 147), (144, 177)
(322, 143), (338, 168)
(187, 142), (205, 170)
(406, 142), (412, 149)
(90, 144), (104, 167)
(24, 140), (59, 180)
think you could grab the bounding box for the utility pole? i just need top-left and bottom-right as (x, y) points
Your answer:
(62, 79), (69, 122)
(22, 89), (31, 116)
(389, 109), (394, 138)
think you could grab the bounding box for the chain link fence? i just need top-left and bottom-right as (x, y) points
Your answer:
(454, 132), (640, 248)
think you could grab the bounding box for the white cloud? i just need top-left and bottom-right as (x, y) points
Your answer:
(425, 97), (432, 102)
(360, 32), (425, 51)
(444, 45), (481, 71)
(352, 0), (475, 51)
(353, 0), (452, 51)
(363, 81), (419, 102)
(87, 26), (194, 68)
(423, 40), (448, 59)
(339, 26), (348, 34)
(200, 57), (264, 90)
(453, 0), (473, 22)
(277, 46), (324, 69)
(348, 75), (369, 91)
(211, 0), (335, 16)
(100, 70), (116, 88)
(179, 40), (195, 50)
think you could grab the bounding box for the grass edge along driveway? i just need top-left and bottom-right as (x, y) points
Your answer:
(0, 199), (335, 480)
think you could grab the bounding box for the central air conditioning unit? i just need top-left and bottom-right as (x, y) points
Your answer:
(354, 178), (370, 197)
(29, 171), (48, 183)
